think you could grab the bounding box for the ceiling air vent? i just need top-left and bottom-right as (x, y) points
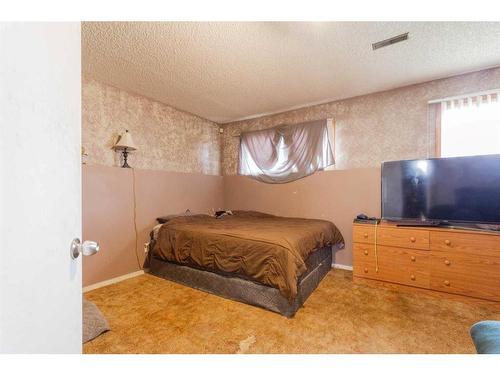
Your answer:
(372, 32), (409, 51)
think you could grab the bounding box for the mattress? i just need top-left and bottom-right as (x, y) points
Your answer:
(149, 211), (344, 300)
(147, 245), (335, 317)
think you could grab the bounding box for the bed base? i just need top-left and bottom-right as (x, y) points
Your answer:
(147, 246), (332, 318)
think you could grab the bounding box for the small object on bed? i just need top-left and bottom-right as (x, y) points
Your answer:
(157, 209), (194, 224)
(215, 210), (233, 218)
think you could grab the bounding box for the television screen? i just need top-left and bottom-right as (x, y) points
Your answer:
(381, 154), (500, 224)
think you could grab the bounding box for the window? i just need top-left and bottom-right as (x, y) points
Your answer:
(238, 119), (334, 183)
(436, 91), (500, 157)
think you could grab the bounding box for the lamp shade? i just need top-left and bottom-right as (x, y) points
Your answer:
(113, 130), (137, 151)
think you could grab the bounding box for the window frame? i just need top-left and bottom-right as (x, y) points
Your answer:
(431, 90), (500, 158)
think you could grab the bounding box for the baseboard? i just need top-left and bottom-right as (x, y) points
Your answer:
(83, 270), (145, 293)
(83, 264), (351, 292)
(332, 263), (353, 271)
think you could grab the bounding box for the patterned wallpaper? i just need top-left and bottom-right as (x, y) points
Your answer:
(82, 79), (221, 175)
(221, 67), (500, 175)
(83, 67), (500, 177)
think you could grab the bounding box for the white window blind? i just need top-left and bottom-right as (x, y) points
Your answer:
(439, 91), (500, 158)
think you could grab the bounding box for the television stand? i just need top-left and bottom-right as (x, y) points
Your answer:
(352, 222), (500, 303)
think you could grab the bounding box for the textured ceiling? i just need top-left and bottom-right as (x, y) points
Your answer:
(82, 22), (500, 123)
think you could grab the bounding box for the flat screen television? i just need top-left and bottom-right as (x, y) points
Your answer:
(381, 154), (500, 225)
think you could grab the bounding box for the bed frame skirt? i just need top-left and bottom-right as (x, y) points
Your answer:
(147, 246), (332, 318)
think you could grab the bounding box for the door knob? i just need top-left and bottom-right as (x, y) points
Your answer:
(70, 238), (99, 259)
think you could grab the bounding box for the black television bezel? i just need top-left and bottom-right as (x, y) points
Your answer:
(381, 155), (500, 226)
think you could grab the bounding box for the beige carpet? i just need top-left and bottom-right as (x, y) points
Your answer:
(83, 269), (500, 354)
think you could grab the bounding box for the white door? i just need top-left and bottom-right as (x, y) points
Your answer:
(0, 23), (82, 353)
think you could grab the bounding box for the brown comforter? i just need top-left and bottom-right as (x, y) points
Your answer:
(152, 211), (344, 300)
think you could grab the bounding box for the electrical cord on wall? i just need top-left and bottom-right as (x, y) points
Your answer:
(132, 167), (142, 269)
(331, 118), (336, 164)
(374, 220), (379, 273)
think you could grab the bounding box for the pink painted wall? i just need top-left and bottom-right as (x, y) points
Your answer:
(82, 165), (224, 286)
(82, 67), (500, 286)
(223, 168), (381, 267)
(83, 165), (379, 286)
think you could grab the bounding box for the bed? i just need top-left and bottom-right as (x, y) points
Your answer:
(146, 211), (344, 317)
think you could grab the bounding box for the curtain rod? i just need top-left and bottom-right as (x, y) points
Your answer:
(428, 88), (500, 104)
(231, 118), (334, 138)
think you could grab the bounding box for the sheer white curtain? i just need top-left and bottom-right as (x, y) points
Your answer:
(439, 92), (500, 157)
(238, 119), (334, 183)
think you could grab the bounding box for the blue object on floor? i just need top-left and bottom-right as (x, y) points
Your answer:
(470, 320), (500, 354)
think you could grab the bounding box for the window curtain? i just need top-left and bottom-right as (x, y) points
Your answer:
(238, 119), (334, 184)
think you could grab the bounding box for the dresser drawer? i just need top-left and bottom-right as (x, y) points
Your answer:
(353, 225), (376, 244)
(353, 243), (375, 261)
(376, 246), (430, 289)
(353, 243), (376, 278)
(353, 258), (378, 278)
(377, 227), (430, 250)
(430, 251), (500, 301)
(430, 231), (500, 257)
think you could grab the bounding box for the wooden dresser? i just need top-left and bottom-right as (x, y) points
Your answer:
(353, 222), (500, 302)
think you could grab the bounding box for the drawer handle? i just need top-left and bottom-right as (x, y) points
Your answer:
(364, 250), (368, 255)
(410, 256), (416, 262)
(444, 280), (450, 286)
(363, 233), (368, 238)
(444, 239), (451, 246)
(364, 267), (368, 273)
(410, 274), (416, 281)
(410, 236), (416, 243)
(444, 259), (451, 266)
